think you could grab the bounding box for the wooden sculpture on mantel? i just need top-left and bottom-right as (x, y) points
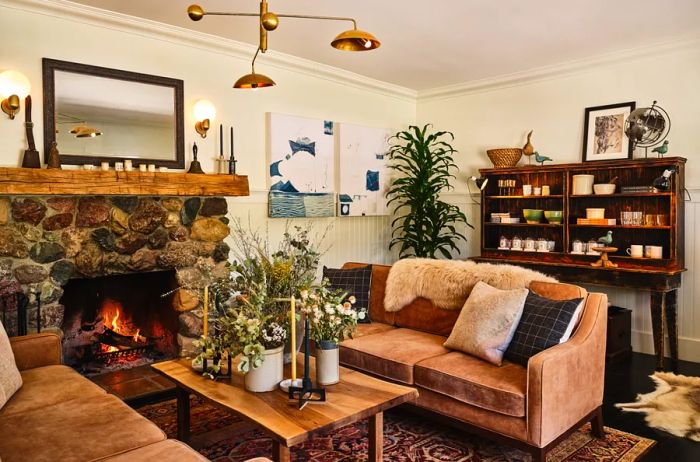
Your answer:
(21, 95), (41, 169)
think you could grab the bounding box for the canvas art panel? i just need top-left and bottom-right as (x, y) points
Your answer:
(582, 102), (635, 162)
(338, 123), (391, 216)
(267, 113), (335, 217)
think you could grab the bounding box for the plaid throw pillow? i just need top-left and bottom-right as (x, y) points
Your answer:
(322, 266), (372, 323)
(505, 290), (583, 367)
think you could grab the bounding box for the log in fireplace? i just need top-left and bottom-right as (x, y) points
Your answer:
(60, 270), (179, 375)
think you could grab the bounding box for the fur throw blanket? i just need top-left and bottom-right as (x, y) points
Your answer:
(384, 258), (557, 312)
(616, 372), (700, 441)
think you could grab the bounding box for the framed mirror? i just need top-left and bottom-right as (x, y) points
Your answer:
(42, 58), (184, 169)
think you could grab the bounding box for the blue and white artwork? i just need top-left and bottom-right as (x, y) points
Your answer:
(268, 113), (335, 218)
(338, 123), (390, 216)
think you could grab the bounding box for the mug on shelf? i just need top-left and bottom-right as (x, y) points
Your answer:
(533, 186), (542, 196)
(522, 184), (532, 196)
(645, 245), (663, 259)
(536, 238), (548, 251)
(542, 185), (551, 196)
(626, 245), (644, 258)
(547, 240), (556, 252)
(524, 237), (536, 251)
(512, 236), (523, 250)
(572, 239), (584, 254)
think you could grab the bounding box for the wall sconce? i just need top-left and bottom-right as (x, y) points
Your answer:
(0, 70), (31, 120)
(193, 99), (216, 138)
(469, 175), (489, 191)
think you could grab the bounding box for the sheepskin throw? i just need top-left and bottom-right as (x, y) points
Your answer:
(444, 281), (528, 366)
(616, 372), (700, 441)
(384, 258), (557, 312)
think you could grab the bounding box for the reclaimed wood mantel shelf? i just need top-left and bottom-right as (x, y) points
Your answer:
(0, 168), (250, 196)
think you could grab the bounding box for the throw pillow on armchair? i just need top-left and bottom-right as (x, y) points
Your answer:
(0, 320), (23, 409)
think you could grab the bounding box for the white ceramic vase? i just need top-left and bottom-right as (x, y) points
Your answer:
(315, 341), (340, 386)
(244, 346), (284, 392)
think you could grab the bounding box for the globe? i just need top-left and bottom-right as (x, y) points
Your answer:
(624, 101), (670, 150)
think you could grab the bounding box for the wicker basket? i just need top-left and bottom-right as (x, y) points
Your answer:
(487, 148), (522, 168)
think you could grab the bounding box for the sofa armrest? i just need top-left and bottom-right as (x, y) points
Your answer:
(526, 292), (608, 447)
(10, 333), (63, 371)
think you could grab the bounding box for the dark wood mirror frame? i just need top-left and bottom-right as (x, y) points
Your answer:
(42, 58), (185, 169)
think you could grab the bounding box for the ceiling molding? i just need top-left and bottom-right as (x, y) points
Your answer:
(0, 0), (417, 102)
(418, 34), (700, 103)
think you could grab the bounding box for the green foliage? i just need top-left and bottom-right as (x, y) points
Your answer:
(300, 281), (361, 345)
(386, 124), (472, 259)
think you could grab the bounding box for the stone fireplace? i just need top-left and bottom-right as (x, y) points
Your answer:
(0, 194), (232, 365)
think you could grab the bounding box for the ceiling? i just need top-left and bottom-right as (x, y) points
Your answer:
(69, 0), (700, 90)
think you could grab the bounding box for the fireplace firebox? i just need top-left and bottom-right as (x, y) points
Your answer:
(60, 270), (179, 375)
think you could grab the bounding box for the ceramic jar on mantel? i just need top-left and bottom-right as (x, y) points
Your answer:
(244, 346), (284, 392)
(315, 340), (340, 386)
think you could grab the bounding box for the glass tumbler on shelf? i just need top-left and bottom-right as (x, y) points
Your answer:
(632, 211), (643, 226)
(620, 211), (633, 226)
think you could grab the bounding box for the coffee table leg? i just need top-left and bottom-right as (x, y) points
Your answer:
(368, 412), (383, 461)
(176, 386), (190, 443)
(272, 441), (290, 462)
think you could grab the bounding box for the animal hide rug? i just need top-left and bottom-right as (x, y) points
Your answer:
(616, 372), (700, 441)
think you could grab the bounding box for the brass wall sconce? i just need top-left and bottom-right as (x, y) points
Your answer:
(0, 70), (31, 119)
(193, 99), (216, 138)
(187, 1), (380, 90)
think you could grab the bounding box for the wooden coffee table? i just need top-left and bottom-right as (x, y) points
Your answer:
(152, 356), (418, 462)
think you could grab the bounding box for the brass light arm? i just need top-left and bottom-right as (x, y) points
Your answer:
(193, 12), (260, 18)
(275, 14), (357, 30)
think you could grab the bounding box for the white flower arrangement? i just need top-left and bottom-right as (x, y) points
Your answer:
(300, 279), (360, 345)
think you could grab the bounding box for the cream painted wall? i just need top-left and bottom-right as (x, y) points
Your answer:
(0, 3), (414, 268)
(418, 45), (700, 361)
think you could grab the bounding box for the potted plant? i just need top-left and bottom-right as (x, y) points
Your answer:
(387, 124), (472, 258)
(301, 282), (362, 385)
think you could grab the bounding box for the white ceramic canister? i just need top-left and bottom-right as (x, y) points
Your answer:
(572, 175), (595, 195)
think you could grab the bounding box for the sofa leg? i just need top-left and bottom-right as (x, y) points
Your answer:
(530, 446), (546, 462)
(590, 407), (605, 438)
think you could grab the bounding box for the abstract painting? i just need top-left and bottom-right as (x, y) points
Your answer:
(338, 123), (391, 216)
(268, 113), (335, 218)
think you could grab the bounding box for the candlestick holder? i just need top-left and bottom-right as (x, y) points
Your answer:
(288, 318), (326, 409)
(202, 347), (233, 380)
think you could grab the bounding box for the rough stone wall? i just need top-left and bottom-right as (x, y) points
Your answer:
(0, 195), (231, 356)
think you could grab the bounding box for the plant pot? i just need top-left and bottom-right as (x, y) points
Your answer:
(244, 346), (284, 392)
(315, 340), (339, 386)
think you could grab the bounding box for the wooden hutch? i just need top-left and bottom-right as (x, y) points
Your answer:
(473, 157), (686, 370)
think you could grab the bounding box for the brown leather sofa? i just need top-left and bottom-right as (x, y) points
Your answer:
(339, 263), (608, 462)
(0, 332), (271, 462)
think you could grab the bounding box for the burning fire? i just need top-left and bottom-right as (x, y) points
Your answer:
(101, 299), (145, 343)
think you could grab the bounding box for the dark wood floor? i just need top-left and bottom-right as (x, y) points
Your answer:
(604, 353), (700, 461)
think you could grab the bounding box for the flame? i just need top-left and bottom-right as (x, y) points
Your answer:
(101, 299), (144, 343)
(133, 329), (140, 342)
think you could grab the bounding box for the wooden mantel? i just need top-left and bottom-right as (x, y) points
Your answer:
(0, 168), (249, 196)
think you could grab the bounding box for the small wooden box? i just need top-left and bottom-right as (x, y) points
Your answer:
(606, 306), (632, 363)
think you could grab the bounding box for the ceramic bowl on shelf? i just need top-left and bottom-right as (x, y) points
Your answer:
(593, 184), (616, 195)
(523, 209), (544, 224)
(586, 208), (605, 219)
(544, 210), (563, 224)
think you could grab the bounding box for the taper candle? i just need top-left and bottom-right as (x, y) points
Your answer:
(203, 286), (209, 337)
(290, 296), (296, 381)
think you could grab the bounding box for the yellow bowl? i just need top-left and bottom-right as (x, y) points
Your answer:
(523, 209), (544, 224)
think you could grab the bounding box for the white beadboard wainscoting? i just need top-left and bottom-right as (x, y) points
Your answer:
(227, 189), (699, 362)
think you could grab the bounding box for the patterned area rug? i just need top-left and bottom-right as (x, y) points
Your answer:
(138, 397), (654, 461)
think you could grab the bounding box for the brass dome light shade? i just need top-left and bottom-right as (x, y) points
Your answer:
(234, 47), (276, 89)
(331, 28), (380, 51)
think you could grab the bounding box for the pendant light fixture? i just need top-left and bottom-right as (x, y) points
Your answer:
(187, 1), (381, 89)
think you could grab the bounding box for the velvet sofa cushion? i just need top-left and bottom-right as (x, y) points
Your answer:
(0, 393), (165, 462)
(414, 351), (527, 417)
(444, 282), (528, 365)
(351, 322), (396, 339)
(0, 364), (106, 418)
(394, 297), (460, 337)
(98, 440), (209, 461)
(0, 321), (22, 410)
(339, 328), (450, 384)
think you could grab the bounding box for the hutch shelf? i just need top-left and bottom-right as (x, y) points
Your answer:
(472, 157), (686, 371)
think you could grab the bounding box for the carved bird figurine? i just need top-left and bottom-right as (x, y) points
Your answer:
(522, 130), (534, 163)
(652, 140), (669, 157)
(534, 151), (553, 165)
(597, 231), (613, 246)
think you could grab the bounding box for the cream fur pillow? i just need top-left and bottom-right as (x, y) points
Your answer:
(444, 281), (528, 366)
(0, 320), (23, 409)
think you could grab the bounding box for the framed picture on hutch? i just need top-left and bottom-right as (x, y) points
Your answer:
(582, 101), (635, 162)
